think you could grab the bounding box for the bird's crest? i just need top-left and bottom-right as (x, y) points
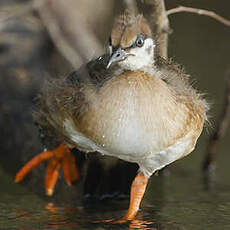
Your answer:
(111, 12), (152, 49)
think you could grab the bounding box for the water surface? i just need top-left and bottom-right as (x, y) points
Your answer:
(1, 157), (230, 230)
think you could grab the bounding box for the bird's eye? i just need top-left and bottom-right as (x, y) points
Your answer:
(135, 36), (144, 47)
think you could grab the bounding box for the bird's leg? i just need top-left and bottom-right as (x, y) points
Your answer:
(109, 172), (148, 223)
(15, 143), (80, 195)
(93, 172), (148, 224)
(124, 172), (148, 220)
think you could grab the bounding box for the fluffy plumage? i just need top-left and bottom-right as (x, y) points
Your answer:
(35, 50), (207, 177)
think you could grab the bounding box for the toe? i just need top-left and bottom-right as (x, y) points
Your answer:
(61, 150), (80, 186)
(45, 157), (61, 196)
(15, 150), (53, 182)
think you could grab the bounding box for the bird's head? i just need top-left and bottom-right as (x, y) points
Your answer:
(107, 13), (154, 71)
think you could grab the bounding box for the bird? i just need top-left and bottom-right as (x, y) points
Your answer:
(15, 12), (208, 222)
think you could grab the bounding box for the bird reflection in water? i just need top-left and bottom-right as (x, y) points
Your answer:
(44, 202), (79, 229)
(129, 218), (154, 230)
(45, 202), (155, 229)
(13, 202), (79, 229)
(13, 202), (154, 229)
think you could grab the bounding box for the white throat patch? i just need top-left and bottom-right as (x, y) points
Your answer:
(118, 38), (155, 71)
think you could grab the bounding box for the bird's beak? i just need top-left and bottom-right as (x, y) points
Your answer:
(106, 47), (127, 69)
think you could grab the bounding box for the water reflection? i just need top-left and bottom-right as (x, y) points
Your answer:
(12, 201), (157, 229)
(45, 202), (78, 229)
(13, 202), (78, 229)
(129, 218), (154, 230)
(4, 173), (230, 230)
(1, 160), (229, 230)
(44, 202), (155, 230)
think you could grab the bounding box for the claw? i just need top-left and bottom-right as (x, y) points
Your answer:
(15, 143), (80, 195)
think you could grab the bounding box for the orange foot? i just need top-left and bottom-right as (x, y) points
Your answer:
(15, 143), (79, 196)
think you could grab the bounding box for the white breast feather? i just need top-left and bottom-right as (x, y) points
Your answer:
(63, 118), (199, 178)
